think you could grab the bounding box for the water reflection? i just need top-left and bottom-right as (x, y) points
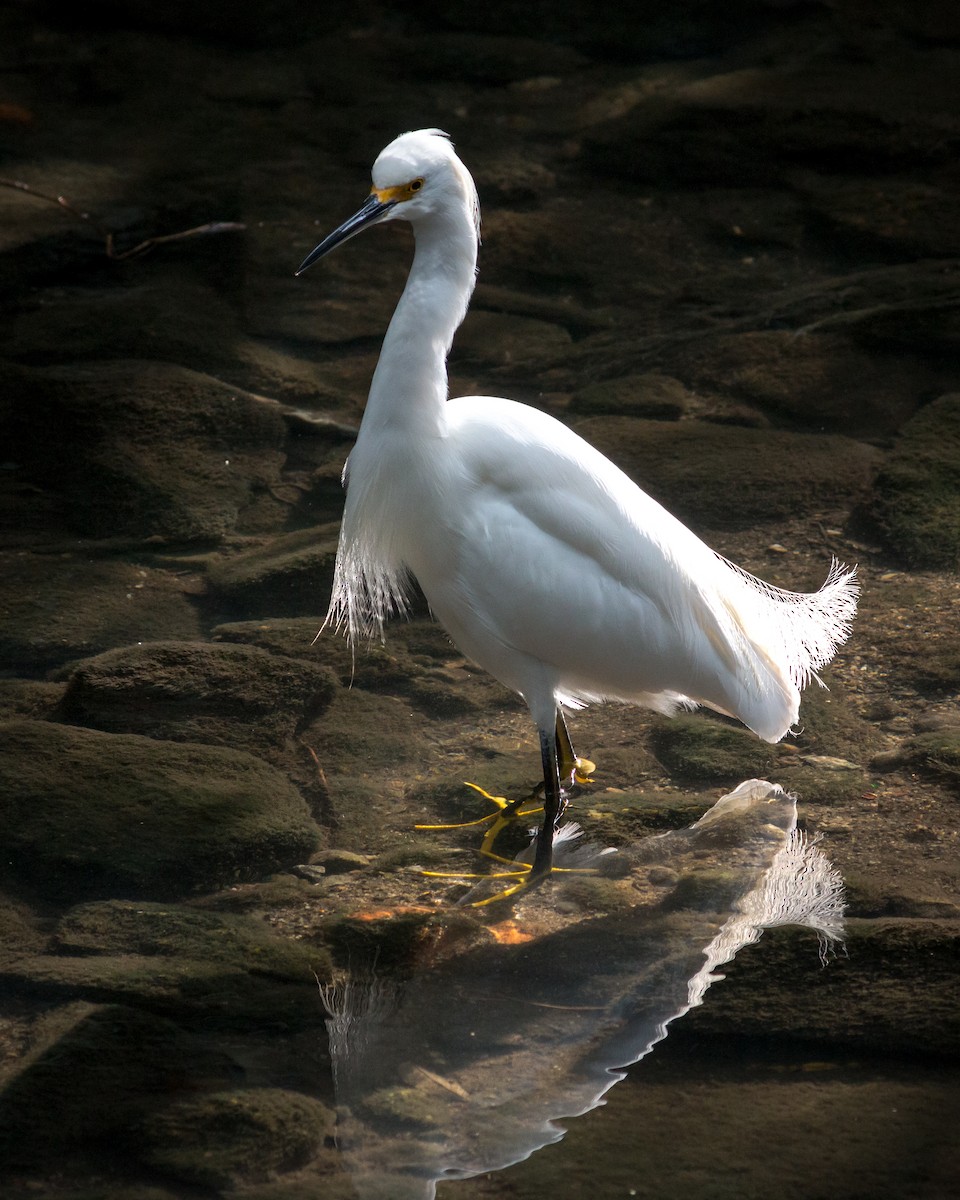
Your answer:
(322, 779), (845, 1199)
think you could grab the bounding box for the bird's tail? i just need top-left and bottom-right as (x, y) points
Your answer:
(729, 556), (858, 688)
(707, 556), (859, 741)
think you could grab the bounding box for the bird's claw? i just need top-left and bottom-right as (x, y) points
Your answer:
(415, 782), (543, 857)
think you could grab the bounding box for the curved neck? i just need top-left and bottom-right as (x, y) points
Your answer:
(362, 210), (478, 438)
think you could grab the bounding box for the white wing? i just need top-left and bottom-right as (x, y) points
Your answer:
(405, 397), (857, 742)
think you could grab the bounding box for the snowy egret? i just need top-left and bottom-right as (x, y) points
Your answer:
(297, 129), (858, 897)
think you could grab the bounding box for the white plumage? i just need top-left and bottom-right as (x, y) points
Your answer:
(298, 129), (858, 888)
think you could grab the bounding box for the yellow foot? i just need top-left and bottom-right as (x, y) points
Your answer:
(416, 767), (600, 906)
(415, 782), (543, 859)
(422, 859), (535, 906)
(572, 756), (597, 786)
(423, 858), (599, 907)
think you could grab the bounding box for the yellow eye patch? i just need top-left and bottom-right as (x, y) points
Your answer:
(373, 177), (425, 204)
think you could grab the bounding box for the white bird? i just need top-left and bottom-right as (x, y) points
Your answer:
(297, 129), (858, 895)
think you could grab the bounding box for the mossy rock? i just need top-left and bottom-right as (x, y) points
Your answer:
(569, 372), (690, 419)
(869, 393), (960, 569)
(573, 417), (880, 530)
(0, 1003), (237, 1161)
(0, 359), (289, 543)
(205, 524), (339, 619)
(0, 553), (202, 675)
(682, 918), (960, 1058)
(651, 715), (778, 782)
(58, 639), (338, 757)
(0, 719), (321, 903)
(139, 1088), (334, 1188)
(873, 729), (960, 787)
(54, 899), (323, 980)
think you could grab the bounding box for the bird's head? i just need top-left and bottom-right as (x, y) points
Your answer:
(296, 129), (479, 276)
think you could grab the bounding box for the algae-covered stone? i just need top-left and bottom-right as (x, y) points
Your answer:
(569, 372), (692, 419)
(54, 899), (325, 980)
(869, 393), (960, 569)
(573, 417), (880, 530)
(651, 715), (777, 781)
(0, 552), (202, 675)
(872, 728), (960, 787)
(0, 359), (289, 542)
(58, 639), (337, 757)
(0, 719), (321, 902)
(0, 1003), (238, 1162)
(206, 524), (339, 619)
(139, 1088), (334, 1188)
(682, 918), (960, 1058)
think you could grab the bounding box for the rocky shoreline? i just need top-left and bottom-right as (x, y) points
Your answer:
(1, 3), (958, 1196)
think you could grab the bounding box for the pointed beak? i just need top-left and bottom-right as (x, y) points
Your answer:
(295, 192), (397, 276)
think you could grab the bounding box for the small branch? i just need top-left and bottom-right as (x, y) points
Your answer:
(104, 220), (247, 261)
(0, 176), (245, 260)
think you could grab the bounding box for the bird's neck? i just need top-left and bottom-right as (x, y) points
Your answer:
(362, 214), (478, 438)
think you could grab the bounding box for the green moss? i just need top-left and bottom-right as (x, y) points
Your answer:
(140, 1088), (333, 1188)
(896, 729), (960, 781)
(0, 719), (321, 903)
(651, 715), (777, 782)
(870, 393), (960, 569)
(55, 899), (321, 980)
(0, 1005), (236, 1161)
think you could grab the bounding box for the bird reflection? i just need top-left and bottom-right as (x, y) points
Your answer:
(321, 780), (845, 1199)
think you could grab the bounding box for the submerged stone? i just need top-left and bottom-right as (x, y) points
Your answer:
(0, 719), (321, 903)
(869, 393), (960, 570)
(58, 639), (338, 759)
(139, 1088), (335, 1189)
(651, 715), (778, 782)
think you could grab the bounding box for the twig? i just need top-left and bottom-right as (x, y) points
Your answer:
(0, 176), (245, 260)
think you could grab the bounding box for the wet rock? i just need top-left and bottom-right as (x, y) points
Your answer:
(569, 372), (690, 419)
(572, 417), (881, 530)
(206, 524), (339, 619)
(0, 898), (333, 1024)
(650, 715), (778, 782)
(214, 615), (344, 661)
(57, 639), (338, 758)
(868, 393), (960, 570)
(678, 331), (923, 436)
(5, 278), (244, 373)
(871, 729), (960, 786)
(585, 787), (714, 836)
(215, 614), (507, 718)
(683, 918), (960, 1058)
(0, 552), (203, 674)
(373, 33), (587, 86)
(313, 849), (373, 875)
(53, 898), (324, 979)
(0, 719), (321, 903)
(454, 308), (573, 368)
(774, 762), (868, 809)
(800, 176), (960, 259)
(583, 48), (960, 186)
(3, 946), (331, 1030)
(783, 680), (881, 761)
(853, 572), (960, 698)
(473, 151), (558, 206)
(0, 1003), (238, 1164)
(0, 359), (288, 543)
(0, 891), (46, 957)
(0, 678), (64, 719)
(139, 1087), (335, 1189)
(844, 875), (960, 920)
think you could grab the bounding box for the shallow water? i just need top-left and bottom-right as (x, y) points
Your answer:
(1, 4), (959, 1198)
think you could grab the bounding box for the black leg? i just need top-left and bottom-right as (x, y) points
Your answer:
(555, 709), (577, 785)
(531, 724), (562, 878)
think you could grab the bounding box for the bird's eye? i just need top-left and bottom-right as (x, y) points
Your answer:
(409, 178), (424, 193)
